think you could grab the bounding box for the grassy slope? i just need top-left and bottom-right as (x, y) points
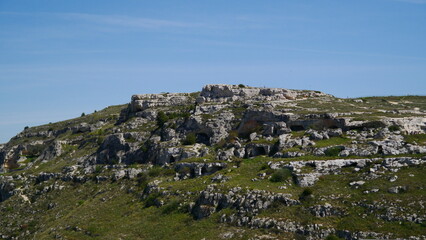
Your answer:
(1, 95), (426, 239)
(2, 159), (424, 239)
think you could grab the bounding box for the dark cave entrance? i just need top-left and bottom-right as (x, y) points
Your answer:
(289, 125), (305, 131)
(196, 133), (211, 145)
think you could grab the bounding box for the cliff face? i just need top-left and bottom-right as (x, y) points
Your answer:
(0, 84), (425, 240)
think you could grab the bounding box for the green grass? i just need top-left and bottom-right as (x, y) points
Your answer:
(256, 164), (426, 238)
(2, 155), (426, 239)
(12, 181), (270, 240)
(404, 134), (426, 145)
(314, 136), (352, 148)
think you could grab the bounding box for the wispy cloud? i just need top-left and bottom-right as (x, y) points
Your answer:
(0, 12), (202, 29)
(184, 39), (426, 61)
(393, 0), (426, 4)
(60, 13), (201, 29)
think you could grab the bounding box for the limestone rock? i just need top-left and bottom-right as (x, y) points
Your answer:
(131, 93), (193, 112)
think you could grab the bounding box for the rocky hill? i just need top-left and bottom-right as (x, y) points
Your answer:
(0, 84), (425, 240)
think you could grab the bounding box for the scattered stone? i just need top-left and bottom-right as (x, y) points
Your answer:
(388, 186), (408, 194)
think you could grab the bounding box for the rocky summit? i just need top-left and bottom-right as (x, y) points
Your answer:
(0, 84), (425, 240)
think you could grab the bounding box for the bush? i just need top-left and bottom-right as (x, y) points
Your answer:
(81, 112), (85, 117)
(94, 165), (103, 174)
(238, 84), (246, 88)
(299, 188), (313, 201)
(238, 120), (262, 139)
(270, 168), (292, 182)
(177, 166), (192, 176)
(24, 144), (45, 157)
(260, 163), (269, 171)
(156, 111), (168, 128)
(362, 120), (386, 129)
(324, 146), (343, 157)
(227, 130), (238, 143)
(161, 200), (180, 214)
(136, 172), (149, 189)
(183, 133), (197, 145)
(325, 235), (344, 240)
(148, 167), (163, 177)
(148, 166), (175, 177)
(140, 140), (152, 153)
(388, 125), (400, 132)
(145, 193), (161, 208)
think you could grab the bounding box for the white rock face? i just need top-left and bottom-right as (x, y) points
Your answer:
(199, 84), (331, 103)
(128, 85), (332, 114)
(131, 93), (192, 112)
(383, 117), (426, 134)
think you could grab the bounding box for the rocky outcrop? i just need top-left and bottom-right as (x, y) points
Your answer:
(278, 134), (315, 150)
(220, 215), (334, 239)
(198, 84), (331, 103)
(382, 117), (426, 134)
(0, 176), (14, 202)
(0, 141), (48, 170)
(148, 143), (210, 165)
(270, 157), (426, 186)
(174, 162), (227, 180)
(309, 203), (344, 217)
(38, 141), (64, 162)
(96, 134), (144, 165)
(191, 185), (299, 219)
(130, 93), (193, 112)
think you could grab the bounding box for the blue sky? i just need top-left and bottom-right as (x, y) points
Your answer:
(0, 0), (425, 143)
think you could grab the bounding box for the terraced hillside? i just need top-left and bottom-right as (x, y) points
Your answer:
(1, 84), (425, 240)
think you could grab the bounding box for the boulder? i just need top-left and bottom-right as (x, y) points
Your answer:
(388, 186), (408, 194)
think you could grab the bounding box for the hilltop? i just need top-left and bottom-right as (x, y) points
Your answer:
(1, 84), (425, 240)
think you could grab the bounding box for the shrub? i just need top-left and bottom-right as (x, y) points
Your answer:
(177, 166), (192, 176)
(325, 235), (344, 240)
(161, 200), (180, 214)
(238, 84), (246, 88)
(81, 112), (86, 117)
(260, 163), (269, 171)
(24, 144), (45, 157)
(238, 120), (262, 139)
(299, 188), (313, 201)
(270, 168), (292, 182)
(140, 140), (152, 153)
(24, 126), (29, 130)
(136, 172), (149, 189)
(145, 193), (161, 208)
(156, 111), (168, 128)
(227, 130), (238, 143)
(148, 166), (175, 177)
(109, 158), (119, 165)
(94, 165), (103, 174)
(183, 133), (197, 145)
(324, 146), (343, 157)
(388, 125), (400, 132)
(362, 120), (386, 129)
(148, 167), (162, 177)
